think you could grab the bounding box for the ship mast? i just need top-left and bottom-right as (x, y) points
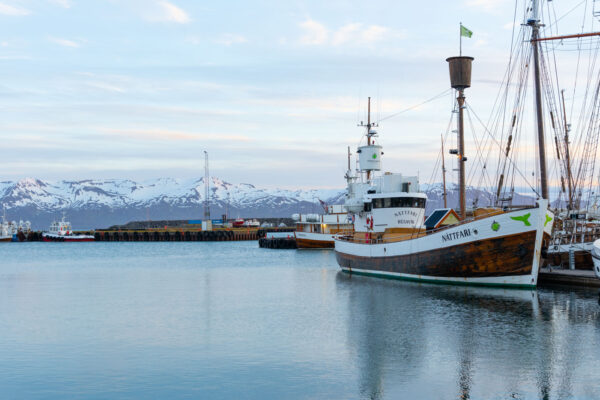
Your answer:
(358, 97), (378, 181)
(528, 0), (549, 200)
(446, 56), (473, 219)
(561, 89), (574, 210)
(441, 134), (448, 208)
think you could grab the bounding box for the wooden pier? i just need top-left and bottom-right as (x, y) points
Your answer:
(539, 267), (600, 288)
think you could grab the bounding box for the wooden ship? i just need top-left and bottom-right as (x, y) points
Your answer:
(334, 3), (565, 288)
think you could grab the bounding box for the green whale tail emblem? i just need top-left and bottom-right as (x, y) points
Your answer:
(545, 214), (553, 227)
(510, 213), (531, 226)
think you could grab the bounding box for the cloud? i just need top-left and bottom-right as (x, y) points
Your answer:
(48, 0), (71, 8)
(147, 1), (190, 24)
(85, 81), (126, 93)
(299, 19), (328, 45)
(0, 2), (30, 16)
(215, 33), (248, 46)
(102, 128), (253, 143)
(332, 23), (390, 46)
(48, 37), (80, 48)
(299, 18), (397, 47)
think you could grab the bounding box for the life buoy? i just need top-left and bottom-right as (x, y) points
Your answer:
(370, 217), (374, 230)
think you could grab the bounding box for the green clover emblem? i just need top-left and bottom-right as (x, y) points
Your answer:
(491, 221), (500, 232)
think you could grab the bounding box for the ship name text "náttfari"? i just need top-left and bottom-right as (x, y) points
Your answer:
(441, 229), (472, 242)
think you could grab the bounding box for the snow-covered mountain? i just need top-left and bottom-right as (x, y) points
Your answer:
(0, 178), (536, 230)
(0, 177), (346, 229)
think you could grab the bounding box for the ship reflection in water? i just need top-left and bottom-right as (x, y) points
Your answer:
(0, 243), (598, 399)
(335, 273), (600, 400)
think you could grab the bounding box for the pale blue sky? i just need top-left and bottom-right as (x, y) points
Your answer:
(0, 0), (592, 188)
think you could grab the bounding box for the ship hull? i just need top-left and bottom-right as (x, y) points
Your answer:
(295, 232), (335, 249)
(590, 240), (600, 279)
(335, 203), (553, 288)
(42, 233), (95, 242)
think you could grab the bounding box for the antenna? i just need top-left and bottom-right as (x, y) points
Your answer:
(357, 97), (380, 180)
(204, 151), (210, 220)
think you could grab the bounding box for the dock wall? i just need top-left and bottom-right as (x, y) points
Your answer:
(93, 228), (295, 242)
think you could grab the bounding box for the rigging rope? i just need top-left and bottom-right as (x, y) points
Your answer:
(374, 89), (452, 124)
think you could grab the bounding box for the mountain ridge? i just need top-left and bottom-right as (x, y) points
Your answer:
(0, 177), (536, 229)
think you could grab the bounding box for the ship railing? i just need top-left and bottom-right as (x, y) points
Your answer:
(337, 205), (539, 245)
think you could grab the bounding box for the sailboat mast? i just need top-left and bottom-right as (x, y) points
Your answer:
(441, 134), (448, 208)
(529, 0), (549, 200)
(561, 89), (573, 209)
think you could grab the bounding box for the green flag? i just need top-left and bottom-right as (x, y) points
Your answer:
(461, 25), (473, 38)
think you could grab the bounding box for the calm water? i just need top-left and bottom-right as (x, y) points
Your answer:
(0, 242), (599, 399)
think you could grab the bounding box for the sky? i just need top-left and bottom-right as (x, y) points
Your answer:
(0, 0), (596, 189)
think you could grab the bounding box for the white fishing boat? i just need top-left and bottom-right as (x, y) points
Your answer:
(0, 206), (16, 242)
(335, 107), (552, 287)
(335, 6), (556, 288)
(42, 215), (94, 242)
(0, 220), (14, 242)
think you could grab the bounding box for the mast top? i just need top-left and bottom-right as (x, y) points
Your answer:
(528, 0), (540, 25)
(446, 56), (474, 90)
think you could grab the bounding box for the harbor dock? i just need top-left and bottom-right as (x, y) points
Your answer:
(93, 227), (294, 242)
(539, 267), (600, 288)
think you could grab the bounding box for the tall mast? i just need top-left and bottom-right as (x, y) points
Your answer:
(528, 0), (549, 200)
(446, 56), (473, 220)
(441, 134), (448, 208)
(561, 89), (573, 209)
(204, 151), (210, 220)
(457, 90), (466, 218)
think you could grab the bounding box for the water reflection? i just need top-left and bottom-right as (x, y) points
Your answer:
(0, 243), (598, 399)
(336, 273), (600, 400)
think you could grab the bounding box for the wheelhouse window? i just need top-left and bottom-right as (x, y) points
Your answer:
(372, 197), (425, 209)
